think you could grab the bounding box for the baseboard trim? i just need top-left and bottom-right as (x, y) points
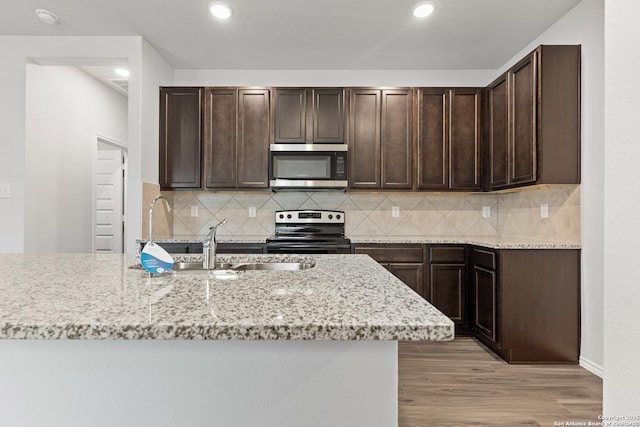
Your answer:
(580, 356), (604, 378)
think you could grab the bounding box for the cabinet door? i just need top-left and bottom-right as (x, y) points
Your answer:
(159, 87), (202, 190)
(430, 263), (467, 326)
(473, 266), (498, 343)
(417, 89), (448, 190)
(274, 89), (306, 143)
(510, 51), (537, 186)
(381, 89), (413, 189)
(313, 89), (344, 143)
(204, 88), (237, 188)
(349, 89), (381, 188)
(487, 74), (509, 189)
(387, 263), (424, 297)
(237, 89), (270, 188)
(449, 89), (481, 190)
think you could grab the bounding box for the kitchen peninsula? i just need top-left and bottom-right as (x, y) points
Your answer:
(0, 253), (453, 427)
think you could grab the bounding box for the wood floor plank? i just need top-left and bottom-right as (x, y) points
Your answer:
(398, 338), (603, 427)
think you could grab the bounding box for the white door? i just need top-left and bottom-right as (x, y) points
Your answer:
(95, 148), (125, 253)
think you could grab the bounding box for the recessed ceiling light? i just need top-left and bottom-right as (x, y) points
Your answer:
(35, 8), (58, 25)
(209, 2), (233, 20)
(115, 68), (130, 78)
(412, 1), (437, 18)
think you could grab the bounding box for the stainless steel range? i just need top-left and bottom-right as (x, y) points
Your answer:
(265, 210), (351, 254)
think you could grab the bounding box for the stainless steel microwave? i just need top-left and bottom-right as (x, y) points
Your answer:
(269, 144), (348, 189)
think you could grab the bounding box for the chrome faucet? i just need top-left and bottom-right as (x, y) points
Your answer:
(203, 218), (228, 270)
(148, 195), (172, 245)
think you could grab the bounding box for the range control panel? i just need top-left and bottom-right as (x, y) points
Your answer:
(274, 210), (345, 224)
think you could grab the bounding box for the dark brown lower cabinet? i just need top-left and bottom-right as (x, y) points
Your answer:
(428, 246), (470, 335)
(471, 247), (580, 363)
(472, 248), (498, 343)
(352, 245), (425, 297)
(216, 243), (265, 254)
(386, 263), (424, 296)
(355, 242), (580, 364)
(152, 242), (265, 254)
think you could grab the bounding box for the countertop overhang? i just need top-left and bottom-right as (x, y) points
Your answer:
(0, 253), (454, 341)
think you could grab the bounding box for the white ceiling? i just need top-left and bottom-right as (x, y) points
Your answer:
(3, 0), (582, 70)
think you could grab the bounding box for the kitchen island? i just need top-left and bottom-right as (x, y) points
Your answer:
(0, 253), (453, 427)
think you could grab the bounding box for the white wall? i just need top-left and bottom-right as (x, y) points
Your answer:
(0, 36), (173, 254)
(603, 0), (640, 413)
(24, 64), (128, 253)
(493, 0), (605, 376)
(140, 40), (173, 185)
(173, 69), (495, 87)
(125, 39), (174, 253)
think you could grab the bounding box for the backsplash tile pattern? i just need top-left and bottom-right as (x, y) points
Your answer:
(163, 185), (580, 244)
(498, 185), (580, 241)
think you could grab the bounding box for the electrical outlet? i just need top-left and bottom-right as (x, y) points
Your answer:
(540, 203), (549, 218)
(190, 206), (198, 217)
(392, 206), (400, 218)
(248, 206), (256, 217)
(0, 184), (11, 199)
(482, 206), (491, 218)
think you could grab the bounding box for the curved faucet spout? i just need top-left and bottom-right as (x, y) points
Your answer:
(148, 196), (172, 245)
(203, 218), (228, 270)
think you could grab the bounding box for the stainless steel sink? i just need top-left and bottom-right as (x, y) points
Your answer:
(173, 261), (314, 272)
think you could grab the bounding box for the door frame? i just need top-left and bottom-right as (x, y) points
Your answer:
(92, 134), (128, 253)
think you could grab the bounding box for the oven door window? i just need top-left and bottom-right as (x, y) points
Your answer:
(272, 154), (332, 180)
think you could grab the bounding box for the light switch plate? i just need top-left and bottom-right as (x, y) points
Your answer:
(392, 206), (400, 218)
(190, 206), (198, 217)
(0, 184), (11, 199)
(248, 207), (256, 217)
(482, 206), (491, 218)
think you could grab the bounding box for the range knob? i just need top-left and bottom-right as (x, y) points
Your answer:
(336, 214), (341, 220)
(328, 214), (333, 220)
(279, 214), (284, 219)
(287, 214), (292, 219)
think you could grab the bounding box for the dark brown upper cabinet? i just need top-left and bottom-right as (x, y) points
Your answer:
(204, 88), (237, 188)
(159, 87), (203, 190)
(487, 74), (509, 188)
(205, 88), (270, 189)
(273, 88), (344, 144)
(349, 88), (413, 189)
(161, 87), (270, 191)
(486, 45), (581, 190)
(417, 88), (482, 191)
(237, 88), (270, 188)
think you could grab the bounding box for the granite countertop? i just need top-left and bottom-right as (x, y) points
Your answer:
(0, 253), (454, 341)
(349, 236), (581, 249)
(141, 236), (580, 249)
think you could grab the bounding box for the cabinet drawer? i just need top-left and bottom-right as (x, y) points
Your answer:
(354, 245), (423, 263)
(473, 248), (496, 270)
(429, 246), (466, 263)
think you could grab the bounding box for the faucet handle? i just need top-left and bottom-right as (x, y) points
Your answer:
(203, 218), (228, 243)
(212, 218), (228, 230)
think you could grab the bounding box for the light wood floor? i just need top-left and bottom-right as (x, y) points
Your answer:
(398, 338), (603, 427)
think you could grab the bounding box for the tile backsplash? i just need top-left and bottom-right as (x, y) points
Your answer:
(156, 184), (580, 243)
